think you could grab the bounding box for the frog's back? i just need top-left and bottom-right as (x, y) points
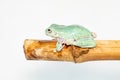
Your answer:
(67, 25), (90, 32)
(63, 25), (96, 48)
(61, 25), (93, 38)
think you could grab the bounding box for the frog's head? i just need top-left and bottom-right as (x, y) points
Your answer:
(45, 24), (59, 38)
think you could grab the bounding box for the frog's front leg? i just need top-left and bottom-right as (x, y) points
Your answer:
(56, 42), (65, 51)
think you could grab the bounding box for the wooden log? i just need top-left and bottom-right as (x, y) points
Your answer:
(23, 39), (120, 63)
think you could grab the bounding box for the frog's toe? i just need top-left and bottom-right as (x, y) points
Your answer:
(56, 48), (62, 52)
(56, 43), (65, 52)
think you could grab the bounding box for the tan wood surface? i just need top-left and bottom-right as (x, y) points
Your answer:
(23, 39), (120, 63)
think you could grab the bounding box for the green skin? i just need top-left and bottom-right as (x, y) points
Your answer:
(45, 24), (96, 51)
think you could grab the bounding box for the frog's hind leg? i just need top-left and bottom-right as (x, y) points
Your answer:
(78, 40), (96, 48)
(75, 40), (96, 48)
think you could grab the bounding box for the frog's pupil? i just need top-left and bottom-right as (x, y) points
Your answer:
(48, 29), (50, 31)
(48, 29), (52, 33)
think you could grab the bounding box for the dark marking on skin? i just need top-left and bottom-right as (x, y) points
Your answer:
(74, 39), (76, 42)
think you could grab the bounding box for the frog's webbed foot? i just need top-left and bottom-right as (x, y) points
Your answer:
(56, 38), (65, 51)
(56, 42), (65, 51)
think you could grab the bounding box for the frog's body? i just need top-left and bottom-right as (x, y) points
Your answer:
(45, 24), (96, 51)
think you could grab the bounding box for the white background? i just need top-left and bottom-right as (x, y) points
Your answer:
(1, 0), (120, 80)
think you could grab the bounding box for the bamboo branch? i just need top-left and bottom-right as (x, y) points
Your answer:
(23, 39), (120, 63)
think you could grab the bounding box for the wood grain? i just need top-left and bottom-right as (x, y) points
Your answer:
(23, 39), (120, 63)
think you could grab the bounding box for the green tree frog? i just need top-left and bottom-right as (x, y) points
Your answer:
(45, 24), (96, 51)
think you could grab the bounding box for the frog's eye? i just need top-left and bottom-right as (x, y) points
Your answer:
(47, 29), (52, 33)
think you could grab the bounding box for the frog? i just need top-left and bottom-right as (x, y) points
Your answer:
(45, 24), (96, 52)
